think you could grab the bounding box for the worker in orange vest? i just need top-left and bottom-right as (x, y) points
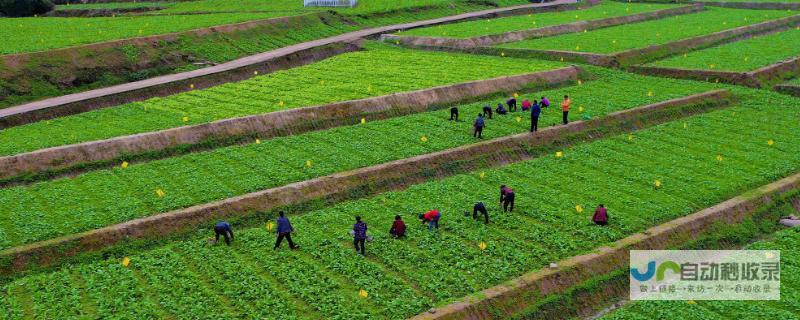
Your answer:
(561, 95), (571, 125)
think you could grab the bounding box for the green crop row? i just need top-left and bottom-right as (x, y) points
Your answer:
(395, 2), (679, 39)
(599, 228), (800, 320)
(0, 68), (716, 250)
(496, 8), (796, 54)
(0, 84), (798, 319)
(0, 44), (564, 156)
(648, 27), (800, 72)
(55, 2), (168, 10)
(0, 0), (530, 55)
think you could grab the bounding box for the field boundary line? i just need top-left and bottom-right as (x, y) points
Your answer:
(628, 55), (800, 88)
(774, 82), (800, 97)
(0, 66), (581, 184)
(410, 169), (800, 320)
(380, 4), (702, 50)
(0, 0), (577, 128)
(0, 89), (732, 275)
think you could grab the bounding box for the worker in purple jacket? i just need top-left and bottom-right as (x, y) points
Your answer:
(530, 100), (541, 132)
(540, 96), (551, 108)
(592, 204), (608, 226)
(506, 96), (517, 112)
(353, 216), (368, 256)
(274, 211), (299, 250)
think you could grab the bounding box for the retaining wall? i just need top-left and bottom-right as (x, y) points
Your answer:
(699, 1), (800, 10)
(0, 66), (581, 182)
(774, 83), (800, 97)
(410, 169), (800, 320)
(0, 89), (732, 274)
(381, 4), (703, 49)
(0, 0), (578, 128)
(628, 55), (800, 88)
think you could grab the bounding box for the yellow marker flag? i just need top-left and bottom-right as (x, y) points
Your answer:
(627, 134), (633, 141)
(716, 155), (724, 162)
(683, 122), (688, 129)
(266, 222), (274, 232)
(122, 257), (131, 267)
(514, 92), (519, 98)
(647, 90), (654, 97)
(575, 45), (580, 51)
(683, 53), (688, 58)
(575, 205), (583, 213)
(182, 116), (189, 122)
(577, 79), (583, 85)
(395, 41), (400, 45)
(253, 71), (259, 75)
(156, 189), (166, 198)
(654, 180), (662, 189)
(478, 242), (487, 251)
(578, 106), (585, 112)
(121, 161), (129, 169)
(560, 57), (564, 62)
(306, 160), (313, 168)
(768, 139), (774, 146)
(709, 64), (715, 69)
(555, 151), (563, 158)
(278, 101), (285, 107)
(359, 289), (369, 298)
(189, 84), (195, 89)
(501, 52), (506, 57)
(479, 171), (486, 179)
(255, 139), (261, 144)
(361, 118), (366, 124)
(420, 136), (428, 142)
(515, 116), (522, 123)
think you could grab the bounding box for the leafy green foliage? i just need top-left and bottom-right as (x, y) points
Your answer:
(496, 8), (796, 54)
(0, 45), (564, 156)
(0, 69), (715, 249)
(397, 2), (679, 39)
(649, 27), (800, 72)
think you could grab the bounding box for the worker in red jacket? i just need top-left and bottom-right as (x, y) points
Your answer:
(419, 209), (441, 231)
(500, 185), (515, 212)
(592, 204), (608, 226)
(389, 215), (406, 238)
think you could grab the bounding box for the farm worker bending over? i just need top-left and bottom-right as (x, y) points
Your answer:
(420, 209), (442, 231)
(450, 106), (459, 121)
(390, 215), (407, 238)
(500, 185), (515, 212)
(482, 105), (493, 119)
(274, 211), (299, 250)
(530, 100), (541, 133)
(213, 221), (234, 246)
(561, 95), (571, 125)
(353, 216), (368, 256)
(540, 96), (550, 108)
(506, 96), (517, 112)
(592, 204), (608, 226)
(521, 99), (532, 111)
(473, 202), (489, 224)
(495, 103), (508, 115)
(473, 114), (485, 139)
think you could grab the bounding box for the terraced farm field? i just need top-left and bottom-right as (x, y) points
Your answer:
(496, 8), (796, 53)
(0, 45), (565, 156)
(396, 2), (678, 38)
(1, 85), (799, 319)
(648, 27), (800, 71)
(0, 69), (715, 249)
(600, 228), (800, 320)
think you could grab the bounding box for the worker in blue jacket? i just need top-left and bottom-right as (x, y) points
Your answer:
(214, 221), (234, 246)
(530, 99), (542, 132)
(274, 211), (299, 250)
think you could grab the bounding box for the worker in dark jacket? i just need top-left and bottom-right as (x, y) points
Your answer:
(449, 106), (459, 121)
(530, 100), (542, 132)
(214, 221), (234, 246)
(506, 96), (517, 112)
(389, 215), (406, 238)
(482, 105), (493, 119)
(496, 103), (508, 115)
(500, 185), (515, 212)
(274, 211), (299, 250)
(473, 202), (489, 224)
(353, 216), (368, 255)
(473, 113), (485, 138)
(592, 204), (608, 226)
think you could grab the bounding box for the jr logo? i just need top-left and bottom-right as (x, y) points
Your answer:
(631, 260), (681, 281)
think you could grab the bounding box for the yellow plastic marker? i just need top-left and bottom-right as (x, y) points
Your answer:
(627, 134), (633, 141)
(647, 90), (654, 97)
(515, 116), (522, 123)
(612, 40), (617, 44)
(254, 71), (259, 75)
(583, 29), (587, 33)
(577, 79), (583, 85)
(709, 64), (715, 69)
(189, 84), (195, 89)
(744, 57), (749, 62)
(768, 139), (774, 146)
(122, 257), (131, 267)
(255, 139), (261, 144)
(683, 122), (688, 129)
(121, 161), (129, 169)
(654, 180), (662, 189)
(687, 300), (696, 305)
(578, 106), (585, 112)
(156, 189), (166, 198)
(556, 151), (564, 158)
(361, 118), (366, 124)
(478, 242), (487, 250)
(514, 92), (519, 98)
(278, 100), (285, 107)
(575, 205), (583, 213)
(479, 171), (486, 179)
(266, 222), (274, 232)
(359, 289), (369, 298)
(501, 52), (506, 57)
(575, 45), (580, 51)
(306, 160), (313, 168)
(395, 41), (400, 45)
(420, 136), (428, 142)
(684, 53), (688, 58)
(182, 116), (189, 122)
(560, 57), (564, 62)
(716, 155), (724, 162)
(367, 85), (372, 92)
